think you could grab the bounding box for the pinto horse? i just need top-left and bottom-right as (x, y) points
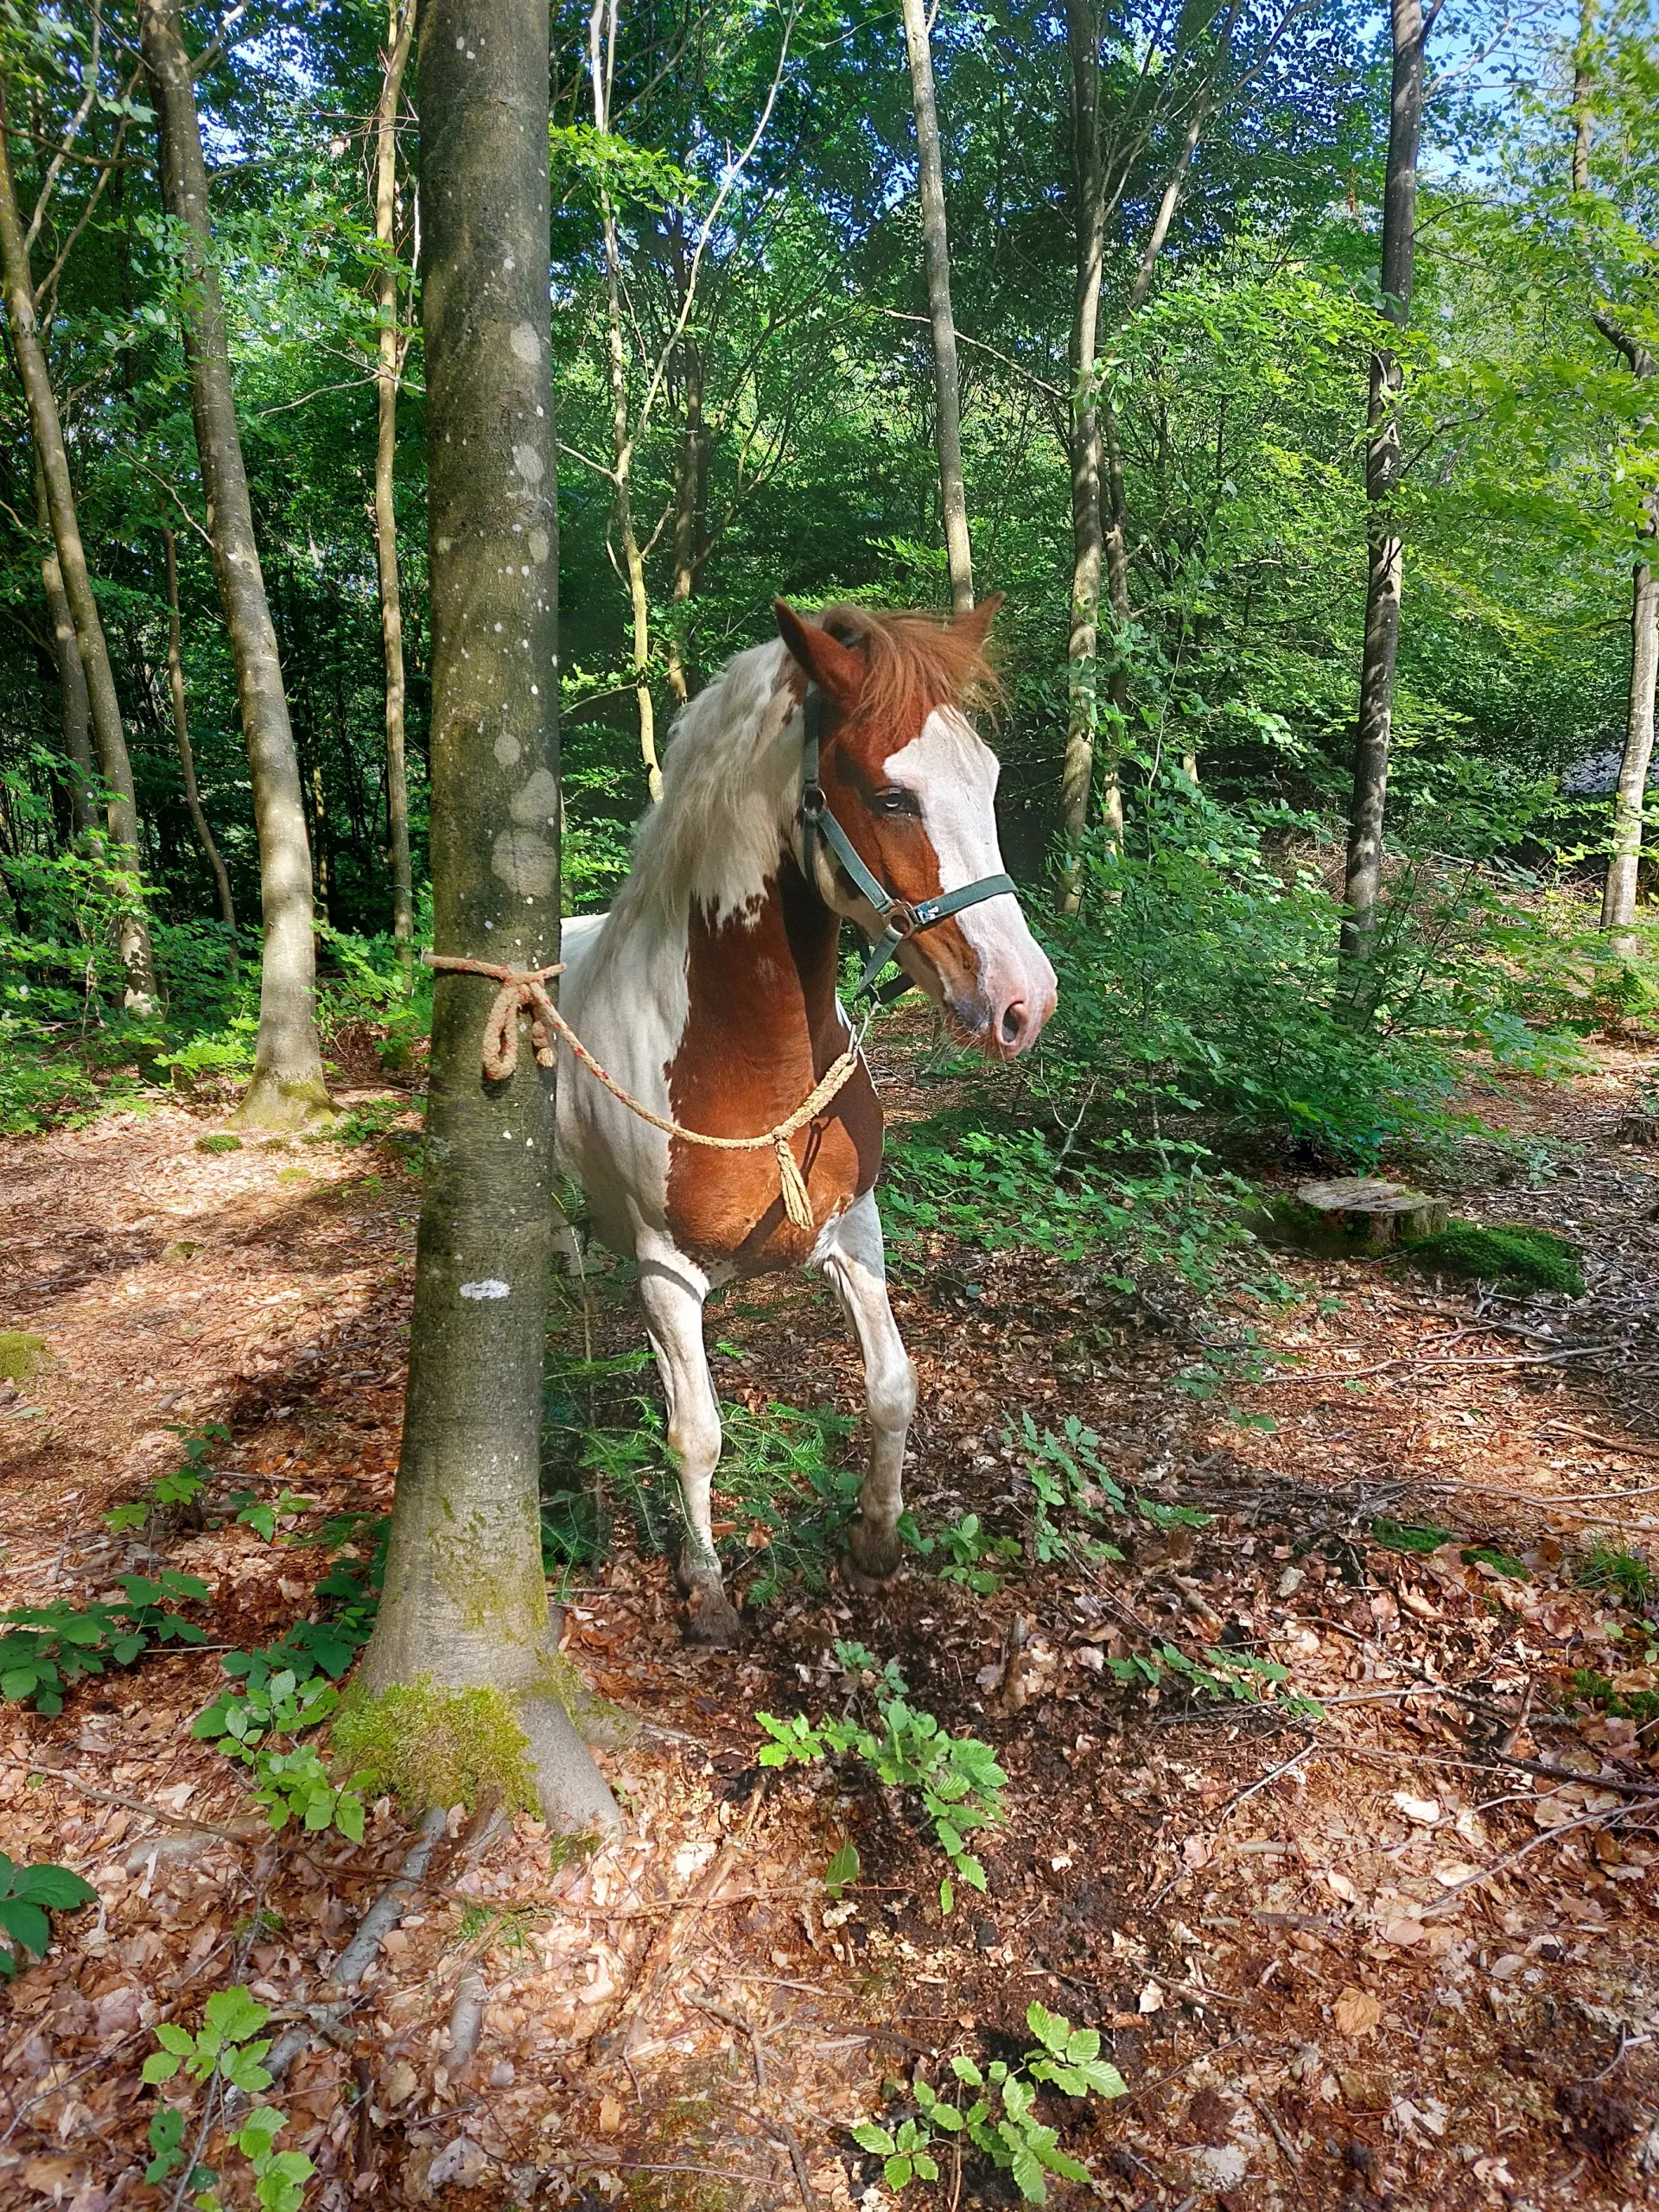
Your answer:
(555, 596), (1057, 1643)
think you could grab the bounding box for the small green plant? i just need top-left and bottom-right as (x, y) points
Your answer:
(194, 1669), (376, 1840)
(852, 2003), (1126, 2203)
(1578, 1545), (1655, 1605)
(912, 1512), (1021, 1594)
(226, 1489), (314, 1544)
(0, 1572), (210, 1713)
(1107, 1640), (1324, 1718)
(759, 1662), (1007, 1913)
(1398, 1222), (1585, 1297)
(195, 1132), (243, 1154)
(333, 1098), (409, 1146)
(0, 1853), (98, 1977)
(105, 1422), (230, 1535)
(143, 1987), (316, 2212)
(1569, 1668), (1659, 1726)
(825, 1840), (861, 1897)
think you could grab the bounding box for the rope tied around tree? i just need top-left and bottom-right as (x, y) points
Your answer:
(425, 953), (862, 1233)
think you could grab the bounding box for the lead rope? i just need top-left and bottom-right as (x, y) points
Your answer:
(424, 953), (862, 1233)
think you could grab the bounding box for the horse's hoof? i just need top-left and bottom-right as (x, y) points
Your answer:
(845, 1520), (904, 1587)
(683, 1580), (744, 1648)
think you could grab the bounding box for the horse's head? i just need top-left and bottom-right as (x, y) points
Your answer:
(774, 596), (1057, 1058)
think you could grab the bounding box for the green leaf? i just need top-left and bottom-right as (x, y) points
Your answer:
(939, 1876), (954, 1916)
(14, 1865), (98, 1910)
(0, 1897), (50, 1956)
(825, 1840), (860, 1897)
(1009, 2144), (1047, 2203)
(142, 2052), (182, 2084)
(883, 2155), (914, 2190)
(204, 1986), (269, 2044)
(850, 2124), (894, 2155)
(155, 2023), (197, 2054)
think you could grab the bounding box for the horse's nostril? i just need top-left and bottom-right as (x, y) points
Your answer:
(1001, 1000), (1027, 1045)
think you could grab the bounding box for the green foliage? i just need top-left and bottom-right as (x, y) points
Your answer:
(0, 1572), (210, 1713)
(852, 2003), (1126, 2202)
(758, 1657), (1007, 1913)
(1398, 1222), (1586, 1296)
(193, 1668), (375, 1840)
(1577, 1545), (1655, 1605)
(330, 1678), (537, 1815)
(143, 1988), (315, 2212)
(105, 1422), (230, 1534)
(1569, 1668), (1659, 1726)
(1460, 1545), (1530, 1580)
(0, 1853), (98, 1978)
(1107, 1640), (1325, 1718)
(196, 1132), (244, 1154)
(911, 1512), (1021, 1595)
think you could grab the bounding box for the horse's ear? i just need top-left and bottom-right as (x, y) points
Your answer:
(953, 590), (1005, 647)
(773, 600), (864, 706)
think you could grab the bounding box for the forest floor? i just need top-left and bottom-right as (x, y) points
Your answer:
(3, 1021), (1659, 2212)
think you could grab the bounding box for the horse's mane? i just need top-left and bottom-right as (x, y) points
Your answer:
(604, 606), (998, 931)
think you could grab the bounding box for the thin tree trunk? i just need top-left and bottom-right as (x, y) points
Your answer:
(162, 526), (236, 932)
(1603, 550), (1658, 938)
(665, 335), (707, 707)
(1058, 0), (1105, 912)
(1, 80), (156, 1009)
(1338, 0), (1427, 1011)
(33, 456), (95, 838)
(899, 0), (973, 613)
(139, 0), (331, 1123)
(361, 0), (618, 1834)
(1575, 11), (1656, 940)
(375, 0), (416, 984)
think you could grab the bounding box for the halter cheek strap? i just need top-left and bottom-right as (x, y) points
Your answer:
(798, 684), (1017, 1001)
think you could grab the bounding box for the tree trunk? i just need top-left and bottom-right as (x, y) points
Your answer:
(162, 527), (237, 932)
(899, 0), (973, 613)
(665, 336), (707, 708)
(1602, 541), (1657, 938)
(376, 0), (416, 985)
(139, 0), (331, 1124)
(360, 0), (619, 1834)
(1058, 0), (1104, 912)
(33, 457), (95, 838)
(1, 81), (156, 1010)
(1571, 0), (1593, 193)
(1338, 0), (1426, 1013)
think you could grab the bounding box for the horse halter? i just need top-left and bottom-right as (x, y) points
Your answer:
(798, 683), (1017, 1002)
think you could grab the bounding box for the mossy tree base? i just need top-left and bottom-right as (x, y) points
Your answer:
(335, 1675), (620, 1834)
(230, 1071), (338, 1132)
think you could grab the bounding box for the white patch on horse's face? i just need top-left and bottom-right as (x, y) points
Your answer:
(883, 708), (1057, 1057)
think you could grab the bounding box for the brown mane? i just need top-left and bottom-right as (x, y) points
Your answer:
(816, 603), (1002, 731)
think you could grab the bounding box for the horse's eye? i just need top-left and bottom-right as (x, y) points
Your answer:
(874, 788), (918, 817)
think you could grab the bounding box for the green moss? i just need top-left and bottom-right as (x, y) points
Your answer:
(540, 1649), (638, 1749)
(0, 1332), (48, 1382)
(332, 1678), (538, 1814)
(1396, 1222), (1584, 1297)
(195, 1132), (242, 1154)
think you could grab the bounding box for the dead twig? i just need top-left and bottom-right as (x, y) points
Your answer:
(0, 1758), (255, 1843)
(687, 1988), (767, 2088)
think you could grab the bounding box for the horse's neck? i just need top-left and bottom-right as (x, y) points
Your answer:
(678, 851), (848, 1084)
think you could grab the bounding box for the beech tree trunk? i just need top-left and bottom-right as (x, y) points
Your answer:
(1338, 0), (1427, 1012)
(375, 0), (417, 983)
(360, 0), (619, 1834)
(1, 82), (156, 1009)
(33, 459), (95, 838)
(139, 0), (331, 1124)
(1058, 0), (1105, 912)
(1603, 548), (1659, 937)
(162, 527), (237, 933)
(899, 0), (973, 613)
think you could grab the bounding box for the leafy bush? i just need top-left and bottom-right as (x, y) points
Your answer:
(853, 2002), (1126, 2203)
(0, 1853), (97, 1977)
(143, 1986), (315, 2212)
(194, 1668), (376, 1840)
(758, 1651), (1007, 1913)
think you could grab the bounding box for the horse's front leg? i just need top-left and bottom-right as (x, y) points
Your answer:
(637, 1244), (741, 1646)
(818, 1191), (917, 1586)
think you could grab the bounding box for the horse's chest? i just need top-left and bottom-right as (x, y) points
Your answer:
(664, 1065), (880, 1272)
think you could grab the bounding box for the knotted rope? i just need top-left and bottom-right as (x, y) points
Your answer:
(425, 952), (861, 1233)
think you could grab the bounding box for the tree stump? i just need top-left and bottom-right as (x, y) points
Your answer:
(1258, 1177), (1448, 1254)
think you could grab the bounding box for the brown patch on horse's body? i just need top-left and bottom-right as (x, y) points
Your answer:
(664, 860), (881, 1272)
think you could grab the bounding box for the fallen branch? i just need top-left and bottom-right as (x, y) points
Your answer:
(0, 1758), (255, 1843)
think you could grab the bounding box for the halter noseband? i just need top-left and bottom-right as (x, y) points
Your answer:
(798, 683), (1017, 1002)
